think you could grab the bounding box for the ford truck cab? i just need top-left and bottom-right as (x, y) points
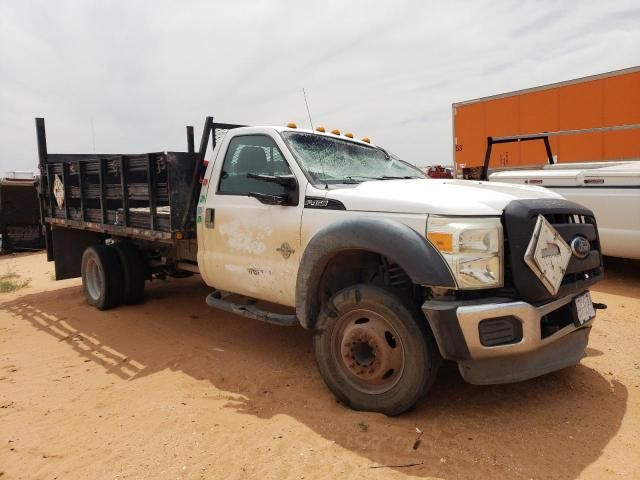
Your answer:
(195, 125), (603, 414)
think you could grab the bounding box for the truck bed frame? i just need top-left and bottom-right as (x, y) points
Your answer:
(35, 117), (244, 275)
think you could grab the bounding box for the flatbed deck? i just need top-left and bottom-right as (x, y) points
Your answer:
(36, 117), (244, 247)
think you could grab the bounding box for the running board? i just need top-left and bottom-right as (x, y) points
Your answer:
(205, 291), (299, 327)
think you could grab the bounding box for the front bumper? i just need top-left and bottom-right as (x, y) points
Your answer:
(422, 293), (593, 385)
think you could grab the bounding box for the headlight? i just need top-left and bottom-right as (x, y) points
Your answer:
(427, 216), (503, 289)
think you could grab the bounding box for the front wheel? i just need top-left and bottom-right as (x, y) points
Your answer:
(313, 284), (439, 416)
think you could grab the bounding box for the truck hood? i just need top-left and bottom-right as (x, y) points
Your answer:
(326, 178), (563, 216)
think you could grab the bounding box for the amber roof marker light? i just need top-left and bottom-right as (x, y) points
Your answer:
(316, 126), (326, 133)
(287, 122), (298, 129)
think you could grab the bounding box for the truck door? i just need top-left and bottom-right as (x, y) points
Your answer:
(198, 132), (303, 307)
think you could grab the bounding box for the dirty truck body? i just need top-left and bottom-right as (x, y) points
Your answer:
(36, 117), (603, 415)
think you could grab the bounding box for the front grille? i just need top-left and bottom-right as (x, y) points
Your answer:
(503, 198), (604, 303)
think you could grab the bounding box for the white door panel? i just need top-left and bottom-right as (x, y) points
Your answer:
(197, 129), (305, 306)
(203, 196), (301, 306)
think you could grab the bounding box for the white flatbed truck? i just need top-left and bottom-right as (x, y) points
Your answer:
(36, 117), (604, 415)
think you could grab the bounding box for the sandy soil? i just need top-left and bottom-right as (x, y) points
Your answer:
(0, 252), (639, 480)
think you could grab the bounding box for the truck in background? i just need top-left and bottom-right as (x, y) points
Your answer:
(36, 116), (604, 415)
(0, 171), (44, 252)
(423, 165), (453, 179)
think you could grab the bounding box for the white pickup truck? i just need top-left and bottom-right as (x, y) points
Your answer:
(36, 117), (604, 415)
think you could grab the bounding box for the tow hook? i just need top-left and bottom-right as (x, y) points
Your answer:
(593, 302), (607, 310)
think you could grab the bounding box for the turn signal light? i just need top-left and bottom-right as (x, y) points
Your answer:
(427, 232), (453, 253)
(287, 122), (298, 128)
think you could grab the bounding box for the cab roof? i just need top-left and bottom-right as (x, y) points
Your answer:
(233, 125), (378, 148)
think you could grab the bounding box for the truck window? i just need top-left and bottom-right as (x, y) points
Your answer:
(218, 135), (293, 196)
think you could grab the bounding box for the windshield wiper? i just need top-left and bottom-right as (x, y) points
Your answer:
(379, 175), (422, 180)
(321, 175), (420, 185)
(334, 175), (380, 184)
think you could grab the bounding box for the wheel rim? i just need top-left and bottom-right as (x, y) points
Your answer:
(332, 308), (405, 395)
(85, 257), (103, 301)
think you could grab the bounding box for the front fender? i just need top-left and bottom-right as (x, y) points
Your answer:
(296, 217), (456, 329)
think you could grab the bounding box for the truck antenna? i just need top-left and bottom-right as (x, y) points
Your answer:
(302, 88), (314, 130)
(90, 118), (96, 153)
(302, 88), (328, 188)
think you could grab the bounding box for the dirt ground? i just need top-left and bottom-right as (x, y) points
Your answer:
(0, 252), (638, 480)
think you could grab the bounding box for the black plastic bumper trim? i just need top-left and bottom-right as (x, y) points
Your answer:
(421, 302), (471, 361)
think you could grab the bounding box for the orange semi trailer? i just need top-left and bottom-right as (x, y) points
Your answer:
(452, 66), (640, 173)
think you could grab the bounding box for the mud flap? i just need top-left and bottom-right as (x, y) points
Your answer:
(52, 227), (104, 280)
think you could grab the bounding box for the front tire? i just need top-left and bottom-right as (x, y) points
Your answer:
(81, 244), (124, 310)
(313, 284), (439, 415)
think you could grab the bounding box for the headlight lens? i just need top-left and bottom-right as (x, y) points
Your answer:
(427, 216), (503, 289)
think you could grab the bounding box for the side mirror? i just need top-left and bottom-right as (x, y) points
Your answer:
(246, 173), (299, 206)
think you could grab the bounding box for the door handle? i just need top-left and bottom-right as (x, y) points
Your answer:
(205, 208), (215, 228)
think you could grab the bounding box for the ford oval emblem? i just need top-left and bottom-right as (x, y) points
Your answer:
(570, 236), (590, 259)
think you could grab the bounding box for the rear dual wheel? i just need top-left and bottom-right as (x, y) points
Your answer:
(81, 245), (124, 310)
(112, 242), (146, 305)
(81, 243), (146, 310)
(313, 284), (440, 416)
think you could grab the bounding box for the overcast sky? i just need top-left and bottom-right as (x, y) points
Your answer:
(1, 0), (638, 173)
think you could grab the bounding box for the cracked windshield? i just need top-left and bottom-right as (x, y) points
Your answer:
(282, 132), (425, 185)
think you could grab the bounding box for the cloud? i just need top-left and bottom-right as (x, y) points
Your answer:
(0, 0), (638, 172)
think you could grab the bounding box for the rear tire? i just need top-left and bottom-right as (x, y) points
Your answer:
(81, 244), (124, 310)
(313, 284), (439, 416)
(112, 242), (146, 304)
(168, 267), (193, 279)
